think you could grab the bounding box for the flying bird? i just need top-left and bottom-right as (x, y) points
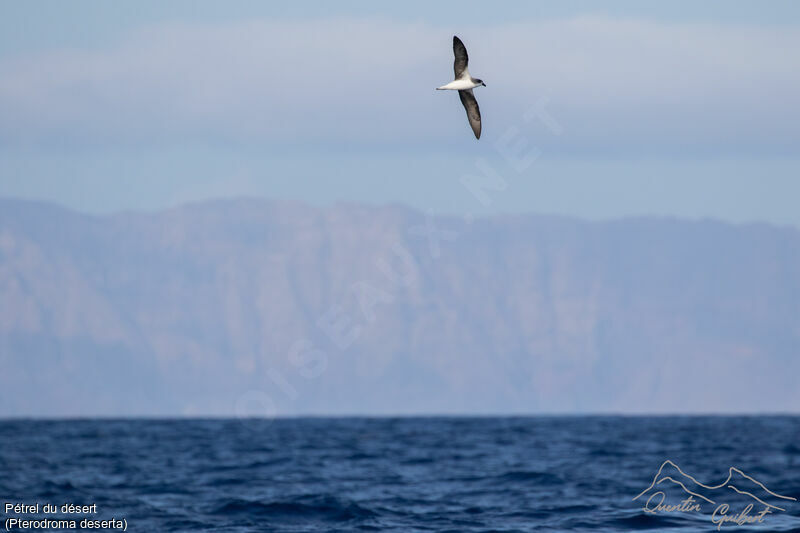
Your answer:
(436, 36), (486, 139)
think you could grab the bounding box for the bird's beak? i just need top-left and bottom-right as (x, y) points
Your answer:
(482, 82), (487, 87)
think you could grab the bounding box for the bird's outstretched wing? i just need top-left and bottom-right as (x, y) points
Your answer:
(459, 89), (481, 139)
(453, 36), (469, 79)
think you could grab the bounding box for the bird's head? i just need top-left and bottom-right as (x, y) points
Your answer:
(476, 79), (486, 87)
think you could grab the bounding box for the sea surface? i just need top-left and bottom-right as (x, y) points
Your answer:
(1, 417), (799, 532)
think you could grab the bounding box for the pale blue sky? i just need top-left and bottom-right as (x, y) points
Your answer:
(1, 1), (799, 225)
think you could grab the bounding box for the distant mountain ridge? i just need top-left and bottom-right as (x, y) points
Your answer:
(1, 197), (799, 416)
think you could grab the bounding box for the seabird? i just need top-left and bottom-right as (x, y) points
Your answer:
(436, 35), (486, 139)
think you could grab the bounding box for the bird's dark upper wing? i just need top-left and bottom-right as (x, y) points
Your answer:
(453, 36), (469, 79)
(459, 89), (481, 139)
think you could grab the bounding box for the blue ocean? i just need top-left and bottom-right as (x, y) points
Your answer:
(2, 417), (799, 532)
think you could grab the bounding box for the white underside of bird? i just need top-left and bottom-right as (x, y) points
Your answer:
(436, 72), (482, 91)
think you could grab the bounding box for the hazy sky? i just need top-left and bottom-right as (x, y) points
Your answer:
(1, 1), (799, 226)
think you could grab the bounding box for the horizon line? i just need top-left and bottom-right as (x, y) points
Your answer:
(4, 412), (800, 422)
(2, 194), (798, 232)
